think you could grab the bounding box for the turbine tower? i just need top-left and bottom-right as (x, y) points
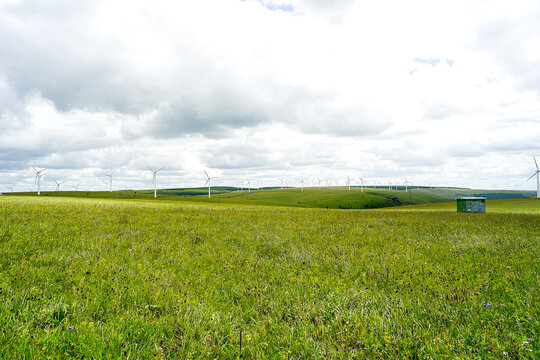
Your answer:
(107, 170), (116, 192)
(358, 177), (365, 193)
(298, 178), (306, 192)
(147, 166), (164, 198)
(527, 156), (540, 198)
(53, 179), (64, 192)
(278, 172), (287, 189)
(32, 166), (47, 195)
(346, 176), (351, 190)
(204, 170), (218, 198)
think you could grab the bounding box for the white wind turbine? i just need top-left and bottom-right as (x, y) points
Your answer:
(102, 180), (109, 191)
(107, 170), (116, 192)
(298, 178), (306, 192)
(346, 176), (351, 190)
(53, 179), (64, 192)
(358, 177), (365, 192)
(317, 177), (323, 190)
(404, 177), (409, 192)
(204, 170), (218, 198)
(527, 156), (540, 198)
(32, 166), (47, 195)
(71, 183), (80, 191)
(246, 178), (251, 193)
(278, 172), (287, 189)
(147, 166), (164, 198)
(8, 184), (15, 192)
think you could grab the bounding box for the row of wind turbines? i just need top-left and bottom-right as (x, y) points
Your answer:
(17, 156), (540, 199)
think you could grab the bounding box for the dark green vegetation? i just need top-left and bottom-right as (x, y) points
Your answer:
(5, 186), (535, 210)
(0, 196), (538, 359)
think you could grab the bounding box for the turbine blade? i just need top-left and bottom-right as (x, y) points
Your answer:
(535, 156), (539, 170)
(147, 165), (153, 172)
(204, 170), (209, 178)
(204, 179), (210, 186)
(527, 171), (539, 181)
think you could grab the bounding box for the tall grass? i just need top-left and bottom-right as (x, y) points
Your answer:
(0, 196), (538, 358)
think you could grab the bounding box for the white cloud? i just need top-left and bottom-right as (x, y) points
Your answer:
(0, 0), (539, 192)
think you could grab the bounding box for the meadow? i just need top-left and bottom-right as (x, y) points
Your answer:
(0, 195), (538, 359)
(6, 186), (534, 210)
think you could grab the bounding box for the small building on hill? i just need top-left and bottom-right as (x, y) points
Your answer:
(456, 197), (486, 213)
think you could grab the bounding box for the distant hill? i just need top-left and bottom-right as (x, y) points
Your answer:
(5, 186), (534, 210)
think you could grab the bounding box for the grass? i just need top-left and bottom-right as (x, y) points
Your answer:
(4, 186), (535, 210)
(396, 198), (540, 214)
(0, 196), (538, 359)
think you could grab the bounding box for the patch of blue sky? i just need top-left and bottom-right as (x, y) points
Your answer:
(244, 0), (294, 12)
(415, 58), (454, 67)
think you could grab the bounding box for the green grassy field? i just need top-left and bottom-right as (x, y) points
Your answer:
(394, 198), (540, 214)
(5, 186), (535, 210)
(0, 196), (538, 359)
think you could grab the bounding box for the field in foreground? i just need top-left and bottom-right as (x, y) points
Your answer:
(0, 196), (538, 359)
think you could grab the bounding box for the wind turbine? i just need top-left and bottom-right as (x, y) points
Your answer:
(107, 170), (116, 192)
(317, 177), (323, 190)
(8, 184), (15, 192)
(527, 156), (540, 198)
(278, 172), (287, 189)
(32, 166), (47, 195)
(298, 178), (306, 192)
(71, 183), (80, 191)
(53, 179), (64, 192)
(358, 177), (365, 192)
(102, 180), (109, 191)
(147, 166), (164, 198)
(204, 170), (218, 198)
(404, 177), (409, 192)
(346, 176), (351, 190)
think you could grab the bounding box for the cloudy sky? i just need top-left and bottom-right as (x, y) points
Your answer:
(1, 0), (539, 192)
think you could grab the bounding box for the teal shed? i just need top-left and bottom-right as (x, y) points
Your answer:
(456, 197), (486, 213)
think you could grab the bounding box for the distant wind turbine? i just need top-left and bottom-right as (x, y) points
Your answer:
(71, 183), (80, 191)
(204, 170), (218, 198)
(404, 177), (409, 192)
(107, 170), (116, 192)
(32, 166), (47, 195)
(278, 172), (287, 189)
(53, 179), (64, 192)
(527, 156), (540, 198)
(147, 166), (164, 198)
(298, 178), (306, 192)
(346, 176), (351, 190)
(358, 177), (365, 193)
(8, 184), (15, 192)
(102, 180), (109, 191)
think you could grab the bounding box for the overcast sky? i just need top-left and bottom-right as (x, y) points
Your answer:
(1, 0), (539, 192)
